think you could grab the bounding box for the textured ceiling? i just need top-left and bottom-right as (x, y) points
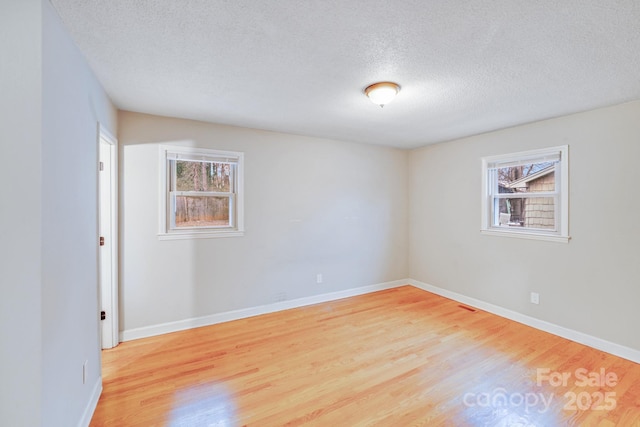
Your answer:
(50, 0), (640, 149)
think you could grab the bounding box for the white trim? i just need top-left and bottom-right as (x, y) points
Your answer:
(98, 124), (116, 146)
(120, 279), (408, 341)
(158, 229), (244, 240)
(481, 156), (490, 231)
(98, 124), (119, 349)
(484, 145), (563, 165)
(480, 229), (570, 243)
(163, 145), (242, 160)
(77, 376), (102, 427)
(408, 279), (640, 365)
(559, 145), (569, 237)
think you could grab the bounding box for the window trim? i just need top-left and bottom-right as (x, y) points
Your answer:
(158, 145), (244, 240)
(481, 145), (569, 243)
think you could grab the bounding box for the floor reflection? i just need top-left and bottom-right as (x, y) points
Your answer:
(168, 383), (237, 427)
(456, 357), (565, 427)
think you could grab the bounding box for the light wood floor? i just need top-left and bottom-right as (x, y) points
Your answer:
(91, 286), (640, 426)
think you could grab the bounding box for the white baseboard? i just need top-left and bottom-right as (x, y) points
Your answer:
(408, 279), (640, 365)
(121, 279), (408, 342)
(78, 376), (102, 427)
(119, 278), (640, 365)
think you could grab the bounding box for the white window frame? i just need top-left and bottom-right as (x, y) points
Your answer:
(159, 145), (244, 240)
(481, 145), (569, 243)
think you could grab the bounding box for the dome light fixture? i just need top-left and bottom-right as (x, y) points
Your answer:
(364, 81), (401, 107)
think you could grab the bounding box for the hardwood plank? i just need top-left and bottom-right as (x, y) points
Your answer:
(90, 286), (640, 426)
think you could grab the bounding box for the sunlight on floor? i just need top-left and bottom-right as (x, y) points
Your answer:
(168, 383), (237, 427)
(457, 350), (564, 427)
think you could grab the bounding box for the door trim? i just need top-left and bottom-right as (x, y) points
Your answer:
(98, 123), (119, 349)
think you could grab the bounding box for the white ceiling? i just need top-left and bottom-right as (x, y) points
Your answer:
(50, 0), (640, 149)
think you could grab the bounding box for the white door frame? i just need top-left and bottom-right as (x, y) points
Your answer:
(98, 124), (119, 349)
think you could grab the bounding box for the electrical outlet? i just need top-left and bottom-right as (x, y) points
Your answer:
(316, 274), (323, 284)
(530, 292), (540, 305)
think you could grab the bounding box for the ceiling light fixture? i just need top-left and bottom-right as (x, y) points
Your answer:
(364, 82), (401, 107)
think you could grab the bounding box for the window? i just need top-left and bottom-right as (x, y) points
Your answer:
(159, 146), (244, 239)
(481, 146), (569, 242)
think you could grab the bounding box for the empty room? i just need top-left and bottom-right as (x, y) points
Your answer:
(2, 1), (640, 426)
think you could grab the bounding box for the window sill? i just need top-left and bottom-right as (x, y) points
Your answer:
(158, 229), (244, 240)
(481, 228), (570, 243)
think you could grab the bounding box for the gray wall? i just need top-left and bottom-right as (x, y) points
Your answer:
(0, 1), (117, 425)
(119, 111), (408, 333)
(409, 101), (640, 351)
(41, 1), (117, 425)
(0, 1), (43, 425)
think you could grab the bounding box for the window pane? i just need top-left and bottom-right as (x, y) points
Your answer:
(497, 161), (556, 194)
(497, 197), (555, 229)
(174, 196), (230, 228)
(175, 160), (233, 192)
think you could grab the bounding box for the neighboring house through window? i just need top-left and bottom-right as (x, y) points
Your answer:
(159, 145), (244, 240)
(481, 145), (569, 242)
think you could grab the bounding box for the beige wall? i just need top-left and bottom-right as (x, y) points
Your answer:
(119, 112), (409, 333)
(409, 100), (640, 352)
(120, 102), (640, 355)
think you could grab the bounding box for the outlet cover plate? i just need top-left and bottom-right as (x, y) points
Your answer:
(530, 292), (540, 305)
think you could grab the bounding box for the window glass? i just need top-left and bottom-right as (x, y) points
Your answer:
(160, 147), (244, 239)
(482, 146), (569, 242)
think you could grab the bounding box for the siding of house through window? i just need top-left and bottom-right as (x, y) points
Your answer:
(482, 145), (568, 242)
(524, 172), (555, 229)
